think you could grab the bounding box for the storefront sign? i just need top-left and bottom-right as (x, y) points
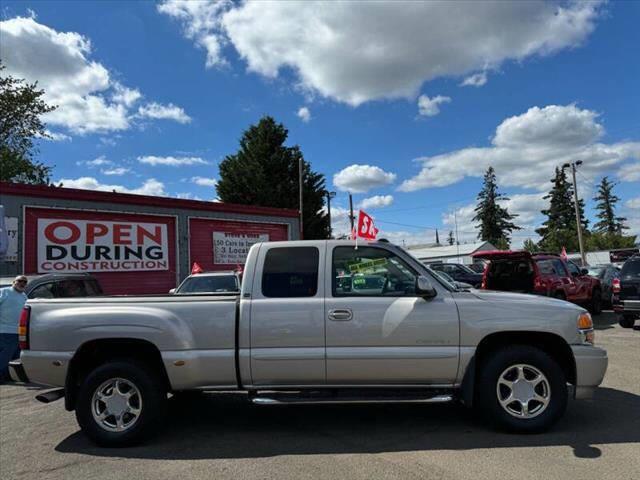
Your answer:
(213, 232), (268, 264)
(37, 219), (169, 273)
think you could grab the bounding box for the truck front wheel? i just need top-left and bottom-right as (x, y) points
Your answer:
(75, 360), (167, 447)
(476, 346), (567, 433)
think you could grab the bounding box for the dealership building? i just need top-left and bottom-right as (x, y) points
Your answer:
(0, 182), (300, 295)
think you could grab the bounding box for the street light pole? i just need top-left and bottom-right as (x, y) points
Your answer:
(564, 161), (586, 266)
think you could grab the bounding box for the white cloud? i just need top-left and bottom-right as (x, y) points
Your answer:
(460, 71), (488, 87)
(42, 130), (71, 142)
(333, 164), (396, 193)
(618, 162), (640, 182)
(138, 155), (208, 166)
(297, 106), (311, 123)
(626, 197), (640, 210)
(158, 1), (603, 105)
(191, 176), (217, 187)
(417, 94), (451, 117)
(0, 16), (189, 134)
(58, 177), (166, 196)
(359, 195), (394, 210)
(399, 105), (640, 192)
(137, 102), (191, 124)
(112, 84), (142, 107)
(84, 156), (112, 167)
(101, 167), (130, 176)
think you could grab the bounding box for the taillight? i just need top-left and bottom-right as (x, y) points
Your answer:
(612, 278), (621, 294)
(18, 306), (30, 350)
(534, 278), (546, 290)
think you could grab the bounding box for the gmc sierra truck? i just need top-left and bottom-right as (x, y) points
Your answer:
(11, 240), (608, 446)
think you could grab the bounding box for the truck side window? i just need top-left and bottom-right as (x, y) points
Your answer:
(29, 283), (56, 299)
(332, 246), (417, 297)
(262, 247), (319, 297)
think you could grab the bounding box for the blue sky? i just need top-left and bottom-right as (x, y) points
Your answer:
(1, 1), (639, 246)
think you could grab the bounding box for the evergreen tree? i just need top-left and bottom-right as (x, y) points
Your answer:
(536, 167), (589, 252)
(216, 116), (330, 239)
(523, 238), (539, 253)
(472, 167), (521, 247)
(593, 176), (627, 234)
(0, 60), (57, 184)
(447, 230), (455, 246)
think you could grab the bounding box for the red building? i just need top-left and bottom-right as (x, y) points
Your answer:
(0, 182), (300, 294)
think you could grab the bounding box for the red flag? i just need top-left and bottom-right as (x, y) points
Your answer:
(560, 247), (568, 261)
(191, 262), (204, 274)
(356, 210), (379, 240)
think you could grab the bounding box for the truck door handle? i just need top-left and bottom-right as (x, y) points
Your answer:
(328, 309), (353, 321)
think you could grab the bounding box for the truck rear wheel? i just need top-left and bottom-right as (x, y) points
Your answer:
(477, 346), (567, 433)
(75, 360), (167, 447)
(589, 289), (602, 315)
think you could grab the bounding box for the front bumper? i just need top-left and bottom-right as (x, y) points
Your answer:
(571, 345), (608, 399)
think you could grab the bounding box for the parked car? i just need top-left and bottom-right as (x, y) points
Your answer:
(12, 240), (607, 446)
(0, 273), (103, 299)
(428, 263), (483, 287)
(586, 264), (620, 307)
(613, 255), (640, 328)
(472, 251), (602, 314)
(170, 271), (240, 294)
(430, 269), (473, 289)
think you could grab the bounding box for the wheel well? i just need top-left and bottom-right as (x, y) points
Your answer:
(461, 331), (576, 406)
(64, 338), (170, 411)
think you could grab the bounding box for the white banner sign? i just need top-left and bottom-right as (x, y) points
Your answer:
(213, 232), (268, 265)
(37, 218), (169, 273)
(0, 215), (18, 262)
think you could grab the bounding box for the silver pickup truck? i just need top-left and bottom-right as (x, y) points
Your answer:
(12, 240), (608, 446)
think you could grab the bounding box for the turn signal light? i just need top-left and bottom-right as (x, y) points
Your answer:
(577, 312), (593, 330)
(612, 278), (621, 294)
(18, 306), (30, 350)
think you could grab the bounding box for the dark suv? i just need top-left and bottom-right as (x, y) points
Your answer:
(427, 263), (483, 288)
(613, 255), (640, 328)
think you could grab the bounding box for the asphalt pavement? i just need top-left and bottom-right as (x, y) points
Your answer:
(1, 312), (638, 480)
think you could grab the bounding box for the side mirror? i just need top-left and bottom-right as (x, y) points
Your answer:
(580, 268), (589, 276)
(416, 275), (437, 298)
(169, 288), (176, 294)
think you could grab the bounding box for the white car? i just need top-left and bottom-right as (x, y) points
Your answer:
(170, 271), (241, 294)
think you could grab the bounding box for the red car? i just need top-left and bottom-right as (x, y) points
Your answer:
(472, 250), (602, 314)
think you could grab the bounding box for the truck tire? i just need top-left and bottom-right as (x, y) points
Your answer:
(75, 360), (167, 447)
(476, 346), (567, 433)
(619, 315), (636, 328)
(588, 289), (602, 315)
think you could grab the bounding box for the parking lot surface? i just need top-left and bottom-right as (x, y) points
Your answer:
(1, 312), (638, 480)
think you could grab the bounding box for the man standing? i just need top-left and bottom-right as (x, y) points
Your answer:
(0, 275), (28, 382)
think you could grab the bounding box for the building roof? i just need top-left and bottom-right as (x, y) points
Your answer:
(407, 241), (497, 260)
(0, 182), (299, 218)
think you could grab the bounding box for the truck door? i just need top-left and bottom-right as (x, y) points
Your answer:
(324, 245), (459, 385)
(248, 244), (326, 386)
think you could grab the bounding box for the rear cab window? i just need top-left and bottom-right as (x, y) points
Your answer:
(262, 247), (319, 297)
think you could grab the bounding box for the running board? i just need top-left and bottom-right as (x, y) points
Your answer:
(251, 393), (453, 406)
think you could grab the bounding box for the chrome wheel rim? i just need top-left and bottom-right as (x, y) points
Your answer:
(496, 364), (550, 419)
(91, 378), (142, 432)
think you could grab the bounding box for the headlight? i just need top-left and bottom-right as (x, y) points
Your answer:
(577, 312), (595, 345)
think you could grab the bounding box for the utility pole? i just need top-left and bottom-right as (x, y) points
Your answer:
(298, 157), (304, 239)
(348, 193), (355, 232)
(564, 161), (586, 266)
(326, 191), (336, 238)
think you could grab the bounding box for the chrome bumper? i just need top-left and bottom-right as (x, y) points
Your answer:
(571, 345), (608, 399)
(8, 359), (29, 383)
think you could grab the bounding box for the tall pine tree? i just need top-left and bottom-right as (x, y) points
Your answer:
(593, 176), (627, 234)
(537, 167), (589, 252)
(447, 230), (455, 246)
(216, 116), (330, 239)
(472, 167), (521, 248)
